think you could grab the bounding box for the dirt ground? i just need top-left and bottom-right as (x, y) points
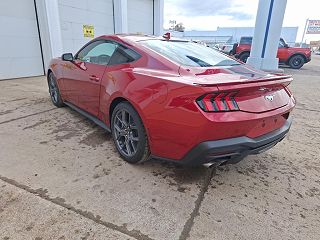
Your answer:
(0, 55), (319, 240)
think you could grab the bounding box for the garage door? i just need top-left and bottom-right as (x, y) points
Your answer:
(58, 0), (114, 54)
(128, 0), (154, 35)
(0, 0), (44, 80)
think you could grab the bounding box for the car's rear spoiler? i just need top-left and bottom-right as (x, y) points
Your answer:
(194, 76), (293, 91)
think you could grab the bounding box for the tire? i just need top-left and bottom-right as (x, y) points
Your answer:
(111, 102), (150, 164)
(239, 52), (250, 63)
(288, 55), (305, 69)
(48, 72), (65, 107)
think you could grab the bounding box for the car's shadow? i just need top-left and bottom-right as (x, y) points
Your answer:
(64, 105), (231, 186)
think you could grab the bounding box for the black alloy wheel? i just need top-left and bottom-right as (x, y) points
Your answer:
(288, 55), (305, 69)
(111, 102), (150, 163)
(239, 52), (250, 63)
(48, 72), (64, 107)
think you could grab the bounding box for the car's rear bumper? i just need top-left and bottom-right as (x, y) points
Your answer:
(153, 117), (292, 166)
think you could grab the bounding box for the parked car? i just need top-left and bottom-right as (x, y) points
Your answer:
(192, 40), (208, 47)
(219, 43), (234, 55)
(47, 34), (295, 166)
(232, 36), (311, 69)
(213, 43), (220, 50)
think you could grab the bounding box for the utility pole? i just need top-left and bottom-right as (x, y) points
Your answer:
(300, 19), (309, 47)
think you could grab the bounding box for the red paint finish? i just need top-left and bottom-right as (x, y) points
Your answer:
(276, 46), (311, 63)
(62, 60), (105, 116)
(49, 34), (295, 162)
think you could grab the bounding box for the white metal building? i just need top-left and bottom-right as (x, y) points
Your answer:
(169, 27), (298, 46)
(0, 0), (164, 80)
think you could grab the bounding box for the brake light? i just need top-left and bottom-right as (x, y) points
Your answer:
(196, 92), (239, 112)
(284, 86), (292, 96)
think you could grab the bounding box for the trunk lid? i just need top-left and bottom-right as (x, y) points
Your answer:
(181, 64), (292, 113)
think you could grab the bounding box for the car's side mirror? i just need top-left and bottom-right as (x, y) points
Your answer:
(231, 43), (238, 55)
(284, 43), (289, 48)
(62, 53), (74, 61)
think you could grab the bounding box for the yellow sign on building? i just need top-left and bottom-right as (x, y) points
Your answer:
(83, 25), (94, 38)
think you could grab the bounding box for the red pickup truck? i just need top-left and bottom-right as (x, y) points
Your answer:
(232, 37), (311, 69)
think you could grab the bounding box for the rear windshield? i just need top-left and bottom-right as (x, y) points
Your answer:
(141, 40), (240, 67)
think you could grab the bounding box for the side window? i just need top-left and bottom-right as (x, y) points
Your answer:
(76, 41), (118, 65)
(108, 45), (141, 65)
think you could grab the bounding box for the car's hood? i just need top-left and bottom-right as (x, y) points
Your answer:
(289, 47), (310, 51)
(288, 47), (311, 53)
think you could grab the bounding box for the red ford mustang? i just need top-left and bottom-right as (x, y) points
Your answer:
(48, 34), (295, 166)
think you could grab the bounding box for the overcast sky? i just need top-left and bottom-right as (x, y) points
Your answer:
(164, 0), (320, 43)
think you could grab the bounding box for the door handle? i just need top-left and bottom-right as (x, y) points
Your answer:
(89, 75), (100, 82)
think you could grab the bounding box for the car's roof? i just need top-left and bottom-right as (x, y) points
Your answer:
(97, 34), (188, 44)
(117, 34), (160, 42)
(97, 34), (158, 42)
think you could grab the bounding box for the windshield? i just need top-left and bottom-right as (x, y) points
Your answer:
(141, 40), (240, 67)
(279, 38), (288, 47)
(240, 37), (252, 45)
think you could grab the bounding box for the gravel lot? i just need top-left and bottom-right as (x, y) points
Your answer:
(0, 55), (319, 240)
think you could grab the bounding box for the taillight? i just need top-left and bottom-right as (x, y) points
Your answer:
(196, 92), (239, 112)
(284, 86), (292, 96)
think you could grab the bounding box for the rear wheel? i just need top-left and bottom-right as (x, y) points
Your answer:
(239, 52), (250, 63)
(288, 55), (305, 69)
(48, 72), (64, 107)
(111, 102), (150, 164)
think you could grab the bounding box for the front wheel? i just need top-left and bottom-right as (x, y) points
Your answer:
(288, 55), (305, 69)
(239, 52), (250, 63)
(48, 72), (64, 107)
(111, 102), (150, 164)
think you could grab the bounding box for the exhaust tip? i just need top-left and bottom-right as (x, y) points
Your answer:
(203, 163), (216, 168)
(203, 160), (227, 168)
